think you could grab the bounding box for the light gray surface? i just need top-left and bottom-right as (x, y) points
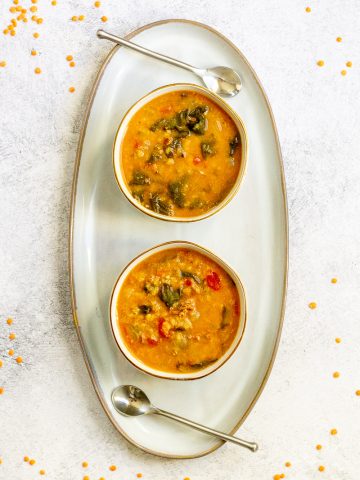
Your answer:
(0, 1), (359, 478)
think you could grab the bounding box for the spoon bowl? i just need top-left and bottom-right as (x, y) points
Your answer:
(200, 66), (242, 96)
(112, 385), (153, 416)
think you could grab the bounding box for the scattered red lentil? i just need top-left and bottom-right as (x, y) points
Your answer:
(0, 360), (3, 368)
(34, 67), (41, 74)
(37, 18), (43, 24)
(69, 86), (75, 93)
(30, 5), (37, 12)
(136, 475), (143, 479)
(8, 349), (14, 356)
(355, 390), (360, 396)
(79, 15), (85, 21)
(305, 6), (311, 12)
(341, 70), (347, 76)
(335, 337), (341, 343)
(3, 29), (9, 35)
(51, 0), (57, 5)
(316, 444), (322, 450)
(109, 465), (117, 471)
(71, 16), (78, 21)
(82, 462), (88, 468)
(0, 387), (4, 395)
(66, 55), (73, 61)
(31, 0), (38, 4)
(318, 465), (325, 472)
(29, 459), (36, 465)
(10, 30), (16, 36)
(39, 469), (45, 475)
(33, 32), (39, 38)
(16, 356), (23, 364)
(94, 1), (101, 6)
(9, 333), (16, 340)
(346, 61), (352, 68)
(336, 37), (342, 42)
(69, 61), (75, 67)
(0, 61), (7, 67)
(309, 302), (317, 309)
(317, 60), (325, 67)
(31, 50), (37, 56)
(183, 478), (190, 480)
(331, 277), (337, 283)
(24, 456), (29, 462)
(280, 475), (285, 479)
(333, 371), (340, 378)
(330, 428), (338, 435)
(83, 476), (90, 480)
(285, 462), (291, 468)
(101, 16), (108, 22)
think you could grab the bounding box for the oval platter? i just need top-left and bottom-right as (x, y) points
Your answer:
(69, 19), (288, 458)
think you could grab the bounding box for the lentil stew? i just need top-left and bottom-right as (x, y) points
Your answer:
(118, 88), (243, 219)
(115, 247), (241, 374)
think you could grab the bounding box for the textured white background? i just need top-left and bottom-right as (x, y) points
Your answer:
(1, 1), (360, 479)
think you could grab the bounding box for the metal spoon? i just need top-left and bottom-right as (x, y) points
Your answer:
(112, 385), (258, 452)
(97, 30), (242, 97)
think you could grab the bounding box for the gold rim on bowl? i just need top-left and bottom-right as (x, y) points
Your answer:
(109, 240), (247, 380)
(112, 83), (248, 223)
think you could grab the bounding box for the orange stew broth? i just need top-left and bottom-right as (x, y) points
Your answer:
(116, 248), (240, 373)
(121, 90), (242, 217)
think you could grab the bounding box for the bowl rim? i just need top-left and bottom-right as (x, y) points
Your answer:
(112, 82), (248, 223)
(109, 240), (247, 381)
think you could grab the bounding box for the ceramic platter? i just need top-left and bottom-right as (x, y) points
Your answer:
(70, 20), (288, 458)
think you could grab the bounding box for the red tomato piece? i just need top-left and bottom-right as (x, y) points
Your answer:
(147, 338), (158, 346)
(193, 156), (201, 165)
(184, 278), (192, 286)
(158, 318), (169, 338)
(160, 105), (172, 114)
(206, 271), (221, 291)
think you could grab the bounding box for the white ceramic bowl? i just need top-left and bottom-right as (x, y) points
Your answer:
(110, 241), (247, 380)
(113, 83), (248, 222)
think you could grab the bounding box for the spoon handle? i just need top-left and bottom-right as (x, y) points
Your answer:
(97, 30), (200, 75)
(154, 408), (258, 452)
